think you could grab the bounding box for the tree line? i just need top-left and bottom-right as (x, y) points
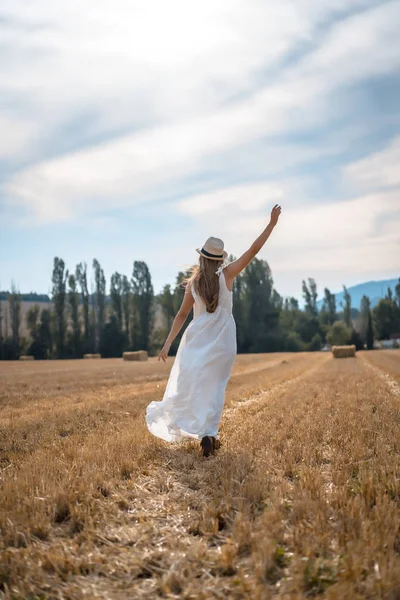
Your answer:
(0, 256), (399, 360)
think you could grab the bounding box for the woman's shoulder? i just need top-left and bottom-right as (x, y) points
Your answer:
(220, 267), (233, 293)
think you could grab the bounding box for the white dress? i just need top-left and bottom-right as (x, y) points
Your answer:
(146, 269), (237, 442)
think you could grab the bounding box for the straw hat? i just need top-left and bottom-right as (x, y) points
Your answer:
(196, 237), (228, 261)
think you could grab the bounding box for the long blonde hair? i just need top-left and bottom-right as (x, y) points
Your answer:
(184, 255), (223, 313)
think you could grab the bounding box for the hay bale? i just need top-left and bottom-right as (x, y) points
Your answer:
(123, 351), (148, 362)
(83, 353), (101, 359)
(19, 355), (34, 361)
(332, 345), (356, 358)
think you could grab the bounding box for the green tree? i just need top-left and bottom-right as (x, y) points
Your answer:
(280, 298), (296, 331)
(242, 258), (281, 352)
(232, 271), (247, 353)
(293, 311), (321, 346)
(68, 273), (81, 358)
(52, 257), (68, 358)
(38, 309), (52, 358)
(302, 278), (318, 316)
(159, 284), (175, 331)
(366, 309), (374, 350)
(350, 327), (364, 351)
(326, 321), (352, 346)
(131, 261), (154, 351)
(395, 278), (400, 306)
(0, 294), (4, 359)
(373, 293), (400, 340)
(26, 304), (40, 357)
(90, 278), (97, 353)
(308, 333), (323, 351)
(110, 272), (123, 331)
(122, 275), (132, 347)
(76, 262), (91, 352)
(9, 284), (21, 357)
(26, 304), (40, 339)
(359, 295), (371, 343)
(280, 295), (320, 350)
(320, 288), (337, 326)
(280, 298), (300, 350)
(172, 270), (191, 313)
(99, 315), (126, 358)
(26, 305), (52, 359)
(342, 285), (352, 327)
(93, 259), (106, 353)
(283, 331), (304, 352)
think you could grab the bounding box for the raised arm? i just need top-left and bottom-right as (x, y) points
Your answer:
(224, 204), (282, 282)
(158, 284), (194, 362)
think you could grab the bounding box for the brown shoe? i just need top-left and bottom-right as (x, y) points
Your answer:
(200, 436), (213, 457)
(213, 438), (221, 451)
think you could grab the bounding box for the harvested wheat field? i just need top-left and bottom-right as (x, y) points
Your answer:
(1, 350), (399, 599)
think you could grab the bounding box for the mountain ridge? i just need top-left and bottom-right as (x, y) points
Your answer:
(316, 278), (399, 310)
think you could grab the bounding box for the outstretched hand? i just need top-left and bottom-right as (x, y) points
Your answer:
(270, 204), (282, 227)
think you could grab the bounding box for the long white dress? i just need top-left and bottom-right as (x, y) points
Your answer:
(146, 269), (237, 442)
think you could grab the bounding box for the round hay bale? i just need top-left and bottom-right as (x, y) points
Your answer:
(332, 345), (356, 358)
(83, 353), (101, 359)
(123, 351), (148, 362)
(19, 355), (34, 361)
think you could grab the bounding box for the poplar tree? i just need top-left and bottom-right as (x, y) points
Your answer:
(359, 295), (371, 343)
(322, 288), (337, 325)
(366, 309), (374, 350)
(52, 258), (68, 358)
(76, 263), (91, 352)
(110, 272), (123, 331)
(122, 275), (132, 346)
(131, 261), (154, 351)
(9, 283), (21, 357)
(68, 273), (81, 357)
(159, 284), (175, 331)
(93, 259), (106, 352)
(342, 285), (352, 327)
(302, 278), (318, 316)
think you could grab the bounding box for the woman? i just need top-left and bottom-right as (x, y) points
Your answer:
(146, 204), (282, 456)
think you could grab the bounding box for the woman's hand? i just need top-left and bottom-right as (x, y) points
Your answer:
(270, 204), (282, 227)
(158, 342), (171, 363)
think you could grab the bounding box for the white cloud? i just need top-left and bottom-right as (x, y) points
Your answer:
(178, 183), (284, 216)
(0, 1), (372, 116)
(0, 114), (38, 161)
(174, 180), (400, 293)
(2, 0), (400, 224)
(178, 185), (400, 252)
(271, 192), (400, 250)
(345, 135), (400, 191)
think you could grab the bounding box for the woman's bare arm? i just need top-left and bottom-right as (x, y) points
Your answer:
(224, 204), (282, 283)
(158, 285), (194, 362)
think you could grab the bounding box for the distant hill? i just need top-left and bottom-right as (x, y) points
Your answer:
(317, 278), (399, 310)
(0, 291), (51, 302)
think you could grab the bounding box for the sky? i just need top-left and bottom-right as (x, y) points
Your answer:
(0, 0), (399, 300)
